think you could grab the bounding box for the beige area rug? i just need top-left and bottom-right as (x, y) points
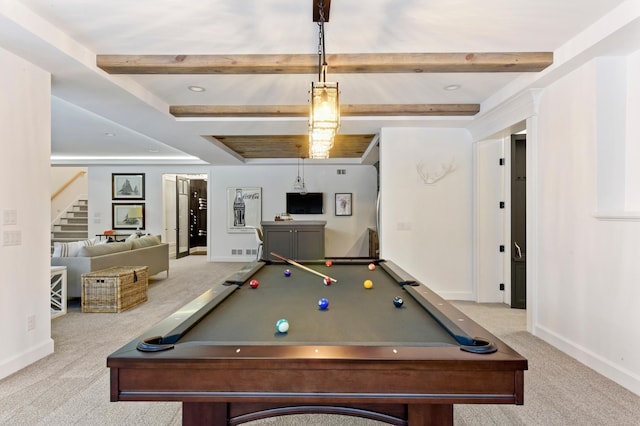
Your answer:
(1, 256), (639, 425)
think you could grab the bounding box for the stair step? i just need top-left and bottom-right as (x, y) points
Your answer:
(51, 237), (89, 244)
(51, 200), (89, 247)
(60, 217), (87, 224)
(53, 223), (88, 230)
(51, 230), (89, 239)
(65, 211), (88, 218)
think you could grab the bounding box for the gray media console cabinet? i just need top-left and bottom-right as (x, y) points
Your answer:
(261, 221), (326, 261)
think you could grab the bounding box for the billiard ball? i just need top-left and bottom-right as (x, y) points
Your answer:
(276, 318), (289, 333)
(318, 298), (329, 310)
(323, 276), (332, 286)
(393, 296), (404, 307)
(249, 279), (259, 289)
(368, 263), (376, 271)
(284, 269), (291, 277)
(363, 279), (373, 289)
(325, 260), (332, 267)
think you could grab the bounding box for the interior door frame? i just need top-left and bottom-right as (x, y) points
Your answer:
(176, 176), (190, 259)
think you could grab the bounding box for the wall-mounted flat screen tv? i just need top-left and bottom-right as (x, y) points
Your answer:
(286, 192), (323, 214)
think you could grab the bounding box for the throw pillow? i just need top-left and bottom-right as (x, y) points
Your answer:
(126, 233), (139, 242)
(52, 237), (98, 257)
(77, 241), (133, 257)
(131, 234), (160, 249)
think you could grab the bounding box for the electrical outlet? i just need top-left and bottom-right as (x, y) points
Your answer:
(27, 315), (36, 331)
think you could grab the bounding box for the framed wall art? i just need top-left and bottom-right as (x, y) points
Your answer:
(227, 187), (262, 233)
(112, 203), (145, 230)
(112, 173), (145, 200)
(335, 193), (352, 216)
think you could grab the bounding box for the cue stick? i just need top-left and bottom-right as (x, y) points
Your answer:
(270, 252), (337, 283)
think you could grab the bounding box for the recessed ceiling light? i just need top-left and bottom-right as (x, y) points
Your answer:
(148, 149), (160, 153)
(188, 85), (206, 92)
(444, 84), (461, 91)
(104, 132), (116, 137)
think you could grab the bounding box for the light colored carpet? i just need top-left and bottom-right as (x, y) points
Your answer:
(1, 255), (639, 425)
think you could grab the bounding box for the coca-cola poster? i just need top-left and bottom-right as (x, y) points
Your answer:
(227, 187), (262, 233)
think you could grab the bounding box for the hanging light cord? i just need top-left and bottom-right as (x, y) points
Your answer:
(317, 1), (328, 83)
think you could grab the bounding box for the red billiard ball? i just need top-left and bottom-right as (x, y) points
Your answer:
(249, 279), (259, 289)
(325, 260), (332, 267)
(323, 276), (332, 286)
(368, 263), (376, 271)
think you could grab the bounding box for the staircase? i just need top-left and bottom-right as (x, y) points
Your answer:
(51, 199), (89, 244)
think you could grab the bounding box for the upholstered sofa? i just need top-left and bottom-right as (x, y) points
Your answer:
(51, 235), (169, 298)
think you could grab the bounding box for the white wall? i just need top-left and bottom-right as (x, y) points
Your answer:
(0, 47), (54, 379)
(210, 164), (377, 260)
(86, 163), (378, 261)
(379, 128), (474, 299)
(86, 165), (210, 238)
(534, 55), (640, 395)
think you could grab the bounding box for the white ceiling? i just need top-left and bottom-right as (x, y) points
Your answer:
(0, 0), (637, 165)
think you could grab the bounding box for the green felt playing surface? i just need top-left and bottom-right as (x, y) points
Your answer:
(181, 263), (458, 347)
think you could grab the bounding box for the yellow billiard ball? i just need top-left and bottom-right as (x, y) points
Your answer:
(363, 279), (373, 289)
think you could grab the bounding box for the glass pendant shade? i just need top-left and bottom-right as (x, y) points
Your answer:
(310, 82), (339, 132)
(308, 128), (334, 159)
(292, 155), (307, 193)
(309, 82), (338, 159)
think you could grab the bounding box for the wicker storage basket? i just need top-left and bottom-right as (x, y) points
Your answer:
(81, 266), (148, 312)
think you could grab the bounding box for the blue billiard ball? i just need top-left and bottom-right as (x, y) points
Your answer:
(276, 318), (289, 333)
(318, 298), (329, 310)
(284, 269), (291, 277)
(393, 296), (404, 308)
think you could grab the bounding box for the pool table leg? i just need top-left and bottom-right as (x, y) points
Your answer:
(183, 402), (227, 425)
(408, 403), (453, 425)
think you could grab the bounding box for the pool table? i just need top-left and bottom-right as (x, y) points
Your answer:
(108, 259), (527, 425)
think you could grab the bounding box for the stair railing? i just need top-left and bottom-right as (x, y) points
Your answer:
(51, 170), (86, 201)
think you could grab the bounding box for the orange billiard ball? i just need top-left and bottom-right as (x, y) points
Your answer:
(325, 260), (333, 267)
(363, 279), (373, 289)
(368, 263), (376, 271)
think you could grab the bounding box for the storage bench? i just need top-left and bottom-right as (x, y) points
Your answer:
(81, 266), (148, 312)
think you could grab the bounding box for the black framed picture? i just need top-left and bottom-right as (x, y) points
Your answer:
(112, 173), (145, 200)
(335, 193), (352, 216)
(112, 203), (145, 230)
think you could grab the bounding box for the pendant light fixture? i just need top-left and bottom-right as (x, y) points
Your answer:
(309, 0), (339, 159)
(292, 145), (308, 193)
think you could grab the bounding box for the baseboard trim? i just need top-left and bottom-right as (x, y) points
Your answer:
(534, 324), (640, 397)
(0, 338), (54, 380)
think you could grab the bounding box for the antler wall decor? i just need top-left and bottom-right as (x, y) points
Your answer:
(416, 158), (456, 185)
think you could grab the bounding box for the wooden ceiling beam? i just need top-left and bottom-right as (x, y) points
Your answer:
(170, 103), (480, 118)
(97, 52), (552, 74)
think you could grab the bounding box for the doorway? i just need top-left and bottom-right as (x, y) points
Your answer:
(162, 174), (208, 259)
(510, 134), (527, 308)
